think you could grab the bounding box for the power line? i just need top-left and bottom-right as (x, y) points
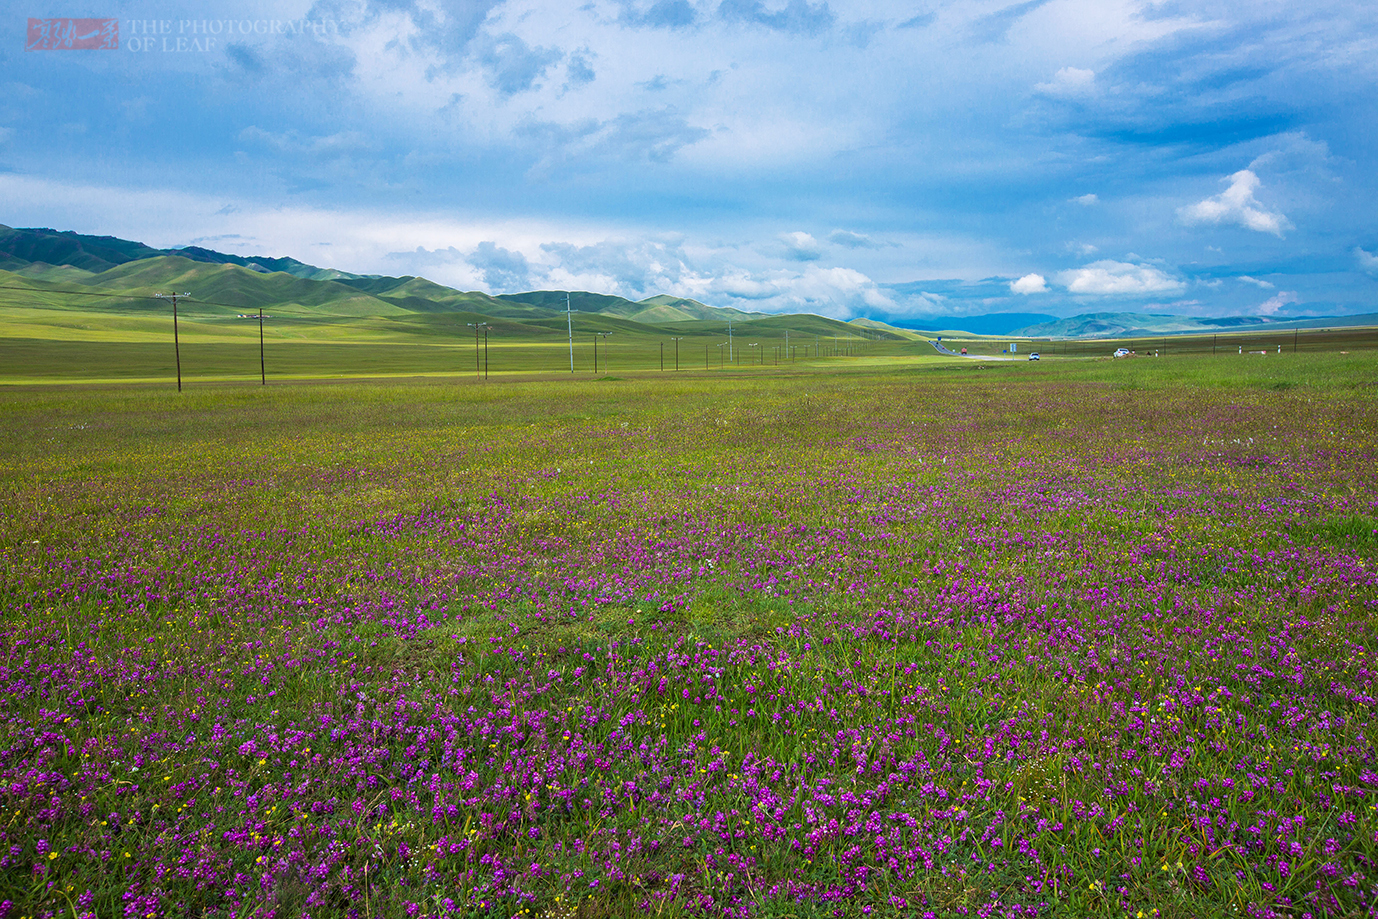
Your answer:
(0, 283), (324, 318)
(0, 284), (155, 301)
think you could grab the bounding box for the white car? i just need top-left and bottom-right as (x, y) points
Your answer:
(1113, 348), (1131, 358)
(1028, 352), (1040, 360)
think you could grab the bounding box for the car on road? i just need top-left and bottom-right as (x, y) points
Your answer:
(1114, 348), (1131, 358)
(1028, 352), (1040, 360)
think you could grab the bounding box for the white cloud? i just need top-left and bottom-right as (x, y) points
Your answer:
(694, 265), (896, 318)
(1035, 66), (1095, 97)
(780, 231), (824, 261)
(1009, 273), (1048, 294)
(1057, 260), (1185, 295)
(1073, 193), (1098, 206)
(1178, 170), (1291, 236)
(1256, 291), (1299, 315)
(1355, 247), (1378, 276)
(1237, 275), (1274, 289)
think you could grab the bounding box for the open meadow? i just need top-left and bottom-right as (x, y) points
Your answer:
(2, 354), (1377, 919)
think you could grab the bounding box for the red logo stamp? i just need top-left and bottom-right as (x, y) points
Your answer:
(26, 18), (119, 50)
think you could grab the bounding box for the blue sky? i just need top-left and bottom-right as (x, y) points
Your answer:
(4, 0), (1377, 321)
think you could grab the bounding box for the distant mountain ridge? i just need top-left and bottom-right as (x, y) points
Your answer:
(1011, 312), (1287, 339)
(0, 225), (364, 280)
(497, 290), (766, 323)
(895, 312), (1058, 337)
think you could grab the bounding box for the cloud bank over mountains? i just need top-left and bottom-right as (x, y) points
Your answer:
(4, 0), (1377, 321)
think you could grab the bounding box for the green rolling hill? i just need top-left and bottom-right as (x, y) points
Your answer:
(496, 290), (635, 315)
(632, 294), (764, 323)
(0, 223), (920, 381)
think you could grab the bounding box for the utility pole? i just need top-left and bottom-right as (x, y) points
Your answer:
(466, 322), (488, 378)
(726, 319), (735, 363)
(660, 341), (664, 371)
(670, 337), (683, 372)
(155, 292), (191, 392)
(252, 306), (272, 384)
(566, 292), (574, 373)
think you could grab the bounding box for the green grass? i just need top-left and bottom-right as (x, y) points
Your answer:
(1, 359), (1376, 918)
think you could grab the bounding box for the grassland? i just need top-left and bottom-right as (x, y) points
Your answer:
(1, 356), (1377, 919)
(0, 288), (902, 384)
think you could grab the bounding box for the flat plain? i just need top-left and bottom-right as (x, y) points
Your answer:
(2, 353), (1376, 918)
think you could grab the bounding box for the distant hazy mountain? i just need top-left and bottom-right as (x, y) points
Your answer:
(1012, 312), (1283, 339)
(895, 313), (1059, 336)
(496, 290), (764, 323)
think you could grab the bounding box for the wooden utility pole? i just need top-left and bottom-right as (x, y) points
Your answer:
(155, 292), (191, 392)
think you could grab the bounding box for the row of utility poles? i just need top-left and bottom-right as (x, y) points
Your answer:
(155, 290), (870, 390)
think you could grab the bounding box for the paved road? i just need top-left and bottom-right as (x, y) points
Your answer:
(926, 340), (1019, 360)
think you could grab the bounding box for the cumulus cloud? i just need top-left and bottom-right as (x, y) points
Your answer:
(708, 265), (892, 318)
(1355, 247), (1378, 275)
(1256, 290), (1299, 315)
(1178, 170), (1291, 236)
(1036, 67), (1096, 97)
(1009, 273), (1048, 294)
(1057, 260), (1185, 295)
(780, 231), (824, 260)
(469, 241), (531, 291)
(538, 237), (692, 294)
